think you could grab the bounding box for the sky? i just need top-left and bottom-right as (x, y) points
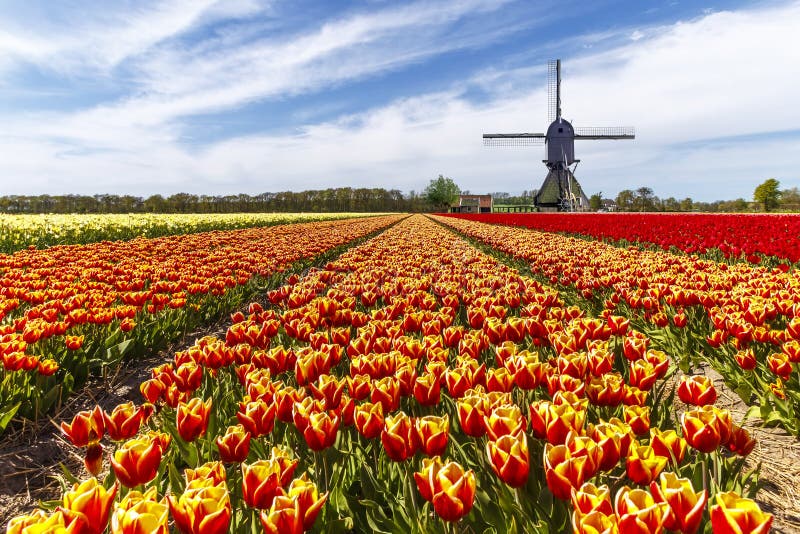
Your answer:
(0, 0), (798, 202)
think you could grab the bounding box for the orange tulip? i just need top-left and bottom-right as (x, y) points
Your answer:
(259, 496), (303, 534)
(242, 459), (285, 509)
(216, 425), (251, 463)
(65, 335), (84, 351)
(457, 394), (488, 437)
(586, 373), (625, 407)
(677, 375), (718, 406)
(371, 376), (401, 413)
(237, 398), (276, 437)
(614, 486), (667, 534)
(572, 510), (619, 534)
(111, 487), (169, 534)
(724, 424), (756, 457)
(354, 401), (384, 440)
(650, 428), (687, 465)
(416, 414), (450, 456)
(589, 423), (623, 471)
(286, 474), (328, 530)
(381, 411), (418, 462)
(414, 457), (475, 522)
(530, 400), (585, 445)
(710, 491), (773, 534)
(624, 405), (650, 436)
(176, 397), (212, 442)
(167, 480), (231, 534)
(484, 404), (526, 441)
(61, 405), (105, 447)
(60, 477), (118, 534)
(110, 438), (163, 488)
(650, 472), (707, 534)
(735, 349), (757, 371)
(103, 402), (147, 442)
(302, 411), (340, 451)
(571, 482), (614, 518)
(544, 443), (592, 500)
(413, 372), (442, 406)
(767, 352), (792, 380)
(681, 405), (732, 453)
(486, 431), (529, 488)
(626, 445), (667, 486)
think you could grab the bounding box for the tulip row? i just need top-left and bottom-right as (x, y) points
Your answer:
(8, 214), (772, 533)
(0, 215), (403, 433)
(0, 212), (378, 254)
(435, 214), (800, 436)
(444, 212), (800, 264)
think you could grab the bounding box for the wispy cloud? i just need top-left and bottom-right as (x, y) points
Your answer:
(0, 1), (798, 202)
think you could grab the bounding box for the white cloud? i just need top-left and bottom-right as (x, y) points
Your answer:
(0, 1), (799, 202)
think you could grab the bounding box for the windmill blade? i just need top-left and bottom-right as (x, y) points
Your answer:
(547, 60), (560, 123)
(574, 126), (635, 139)
(483, 133), (545, 147)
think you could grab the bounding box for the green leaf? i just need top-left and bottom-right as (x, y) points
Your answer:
(0, 401), (21, 433)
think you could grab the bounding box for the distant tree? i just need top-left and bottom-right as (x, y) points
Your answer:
(679, 197), (694, 212)
(753, 178), (781, 212)
(615, 190), (635, 211)
(632, 187), (657, 212)
(589, 193), (603, 211)
(781, 187), (800, 212)
(662, 197), (680, 212)
(425, 175), (460, 210)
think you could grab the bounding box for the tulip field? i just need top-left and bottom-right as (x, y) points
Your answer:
(0, 213), (378, 254)
(447, 212), (800, 264)
(4, 212), (788, 533)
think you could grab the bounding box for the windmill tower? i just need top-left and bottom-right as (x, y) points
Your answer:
(483, 59), (635, 212)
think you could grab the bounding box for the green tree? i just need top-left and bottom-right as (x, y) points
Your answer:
(753, 178), (781, 212)
(425, 175), (460, 210)
(615, 189), (635, 211)
(589, 193), (603, 211)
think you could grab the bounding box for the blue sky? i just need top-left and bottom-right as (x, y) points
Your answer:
(0, 0), (798, 201)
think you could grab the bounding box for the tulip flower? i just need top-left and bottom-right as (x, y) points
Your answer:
(767, 352), (792, 380)
(104, 402), (147, 442)
(710, 491), (773, 534)
(724, 424), (756, 457)
(168, 481), (232, 534)
(275, 386), (306, 423)
(237, 398), (277, 437)
(413, 372), (442, 406)
(354, 401), (384, 440)
(61, 405), (105, 448)
(371, 376), (401, 413)
(216, 425), (251, 463)
(572, 510), (619, 534)
(626, 445), (667, 486)
(347, 374), (372, 401)
(259, 496), (303, 534)
(484, 404), (526, 441)
(735, 349), (757, 371)
(309, 374), (345, 408)
(84, 441), (104, 476)
(544, 444), (592, 500)
(111, 487), (169, 534)
(242, 459), (285, 509)
(650, 472), (707, 534)
(302, 411), (340, 451)
(457, 394), (488, 437)
(571, 482), (614, 518)
(110, 438), (163, 488)
(586, 373), (625, 406)
(60, 477), (118, 534)
(681, 405), (732, 453)
(414, 457), (476, 522)
(486, 432), (529, 488)
(614, 486), (667, 534)
(416, 414), (450, 456)
(65, 335), (84, 351)
(624, 405), (650, 436)
(530, 400), (585, 445)
(176, 397), (212, 442)
(650, 428), (687, 465)
(381, 411), (418, 462)
(677, 375), (718, 406)
(589, 423), (623, 471)
(286, 474), (328, 530)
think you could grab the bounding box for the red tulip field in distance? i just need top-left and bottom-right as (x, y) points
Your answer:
(4, 213), (794, 533)
(444, 212), (800, 264)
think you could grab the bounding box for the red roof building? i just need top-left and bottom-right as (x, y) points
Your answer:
(450, 194), (492, 214)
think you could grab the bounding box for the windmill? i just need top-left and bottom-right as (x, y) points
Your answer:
(483, 59), (634, 212)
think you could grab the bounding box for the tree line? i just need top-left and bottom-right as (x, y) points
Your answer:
(0, 188), (435, 214)
(591, 179), (798, 213)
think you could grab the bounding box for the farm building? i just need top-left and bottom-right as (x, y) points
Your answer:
(450, 194), (492, 214)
